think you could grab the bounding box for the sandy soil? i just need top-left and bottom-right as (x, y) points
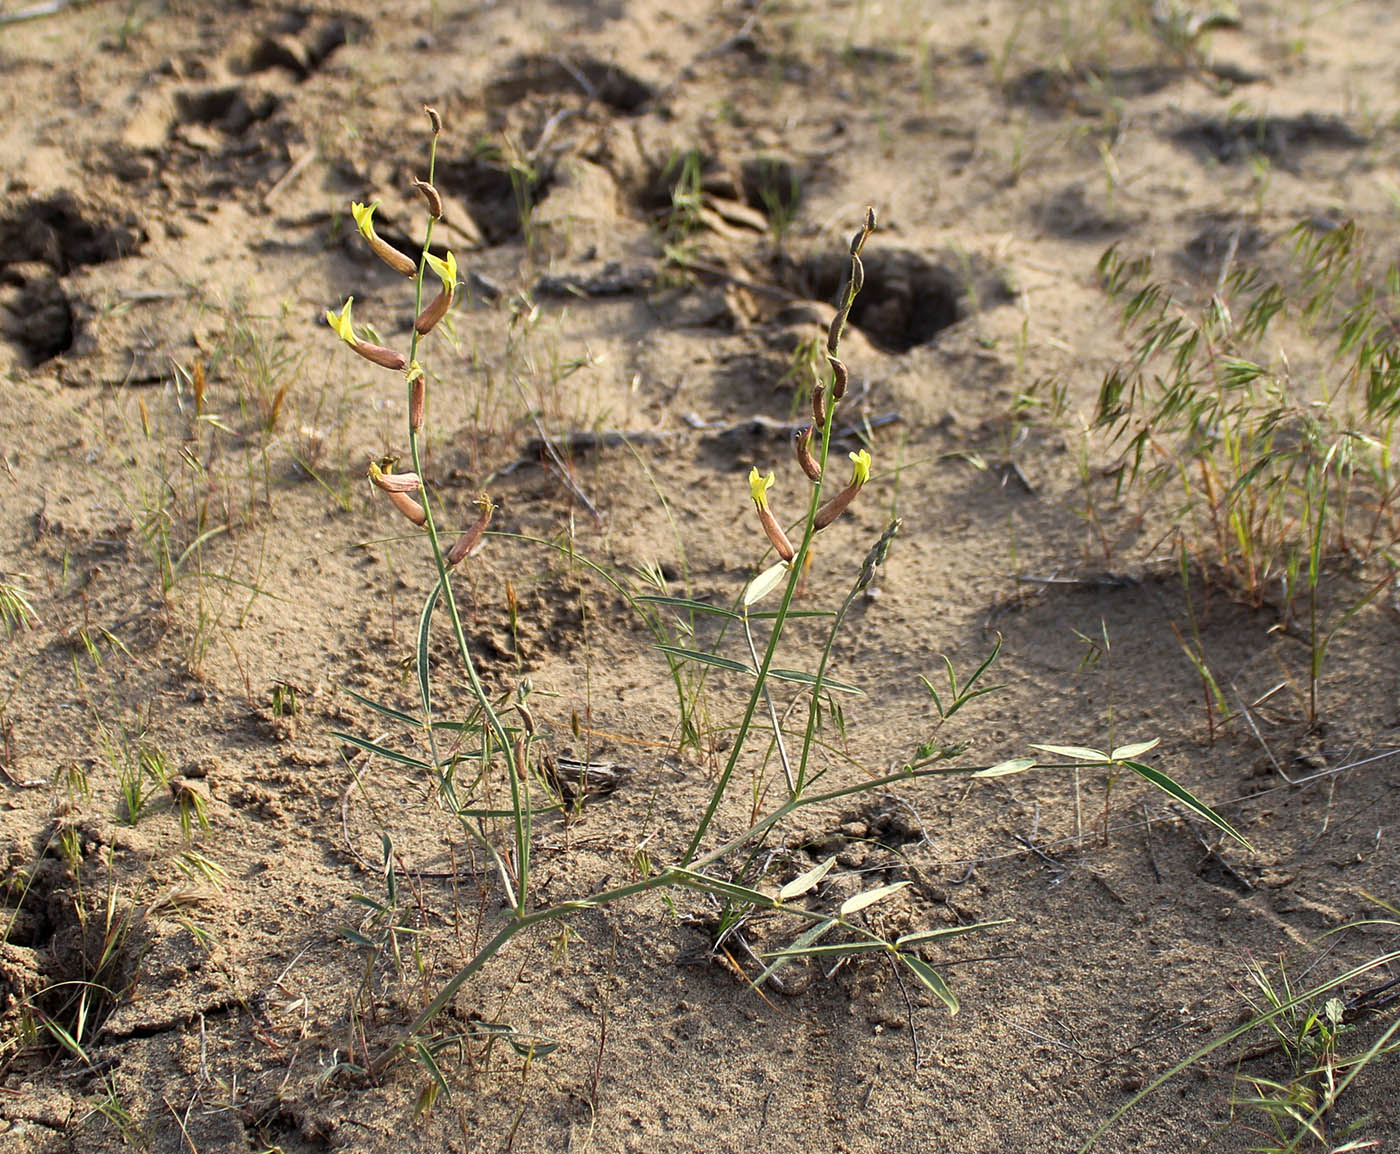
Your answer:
(2, 1), (1399, 1151)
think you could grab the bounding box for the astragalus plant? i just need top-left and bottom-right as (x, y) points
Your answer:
(328, 109), (1248, 1091)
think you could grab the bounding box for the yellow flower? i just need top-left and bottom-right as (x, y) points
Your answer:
(748, 467), (775, 509)
(425, 250), (458, 293)
(351, 200), (379, 240)
(848, 449), (871, 487)
(326, 297), (356, 345)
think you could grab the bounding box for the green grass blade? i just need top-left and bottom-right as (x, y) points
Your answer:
(417, 583), (441, 722)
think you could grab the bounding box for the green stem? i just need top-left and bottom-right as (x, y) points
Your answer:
(405, 132), (531, 916)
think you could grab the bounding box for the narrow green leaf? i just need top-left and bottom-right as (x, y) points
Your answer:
(635, 595), (740, 619)
(672, 870), (776, 908)
(839, 880), (909, 917)
(653, 645), (753, 674)
(344, 688), (421, 729)
(417, 583), (442, 721)
(1110, 738), (1160, 760)
(761, 939), (891, 960)
(332, 730), (431, 770)
(895, 919), (1012, 948)
(750, 916), (837, 990)
(1030, 743), (1110, 763)
(898, 954), (958, 1014)
(768, 668), (864, 695)
(778, 856), (836, 902)
(972, 757), (1036, 778)
(1121, 759), (1251, 849)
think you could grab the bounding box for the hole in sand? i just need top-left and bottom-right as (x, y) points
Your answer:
(780, 247), (965, 353)
(435, 154), (555, 245)
(486, 53), (655, 114)
(0, 269), (74, 365)
(0, 853), (140, 1057)
(174, 85), (280, 134)
(0, 193), (145, 273)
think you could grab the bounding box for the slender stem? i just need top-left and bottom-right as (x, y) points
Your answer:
(742, 610), (793, 793)
(405, 131), (531, 916)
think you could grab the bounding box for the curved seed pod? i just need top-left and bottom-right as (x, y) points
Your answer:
(353, 341), (408, 371)
(811, 381), (828, 429)
(814, 450), (872, 531)
(748, 468), (795, 562)
(829, 355), (849, 400)
(412, 177), (444, 220)
(425, 105), (442, 135)
(446, 494), (495, 567)
(794, 425), (822, 482)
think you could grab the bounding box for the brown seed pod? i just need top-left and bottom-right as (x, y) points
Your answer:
(412, 177), (443, 220)
(425, 105), (442, 135)
(794, 425), (822, 482)
(352, 341), (408, 372)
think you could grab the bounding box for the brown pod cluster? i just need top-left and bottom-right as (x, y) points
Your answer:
(369, 462), (427, 526)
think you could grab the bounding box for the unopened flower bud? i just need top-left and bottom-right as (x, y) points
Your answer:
(445, 494), (495, 567)
(748, 468), (795, 562)
(794, 425), (822, 482)
(814, 449), (872, 530)
(351, 201), (416, 278)
(412, 177), (443, 220)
